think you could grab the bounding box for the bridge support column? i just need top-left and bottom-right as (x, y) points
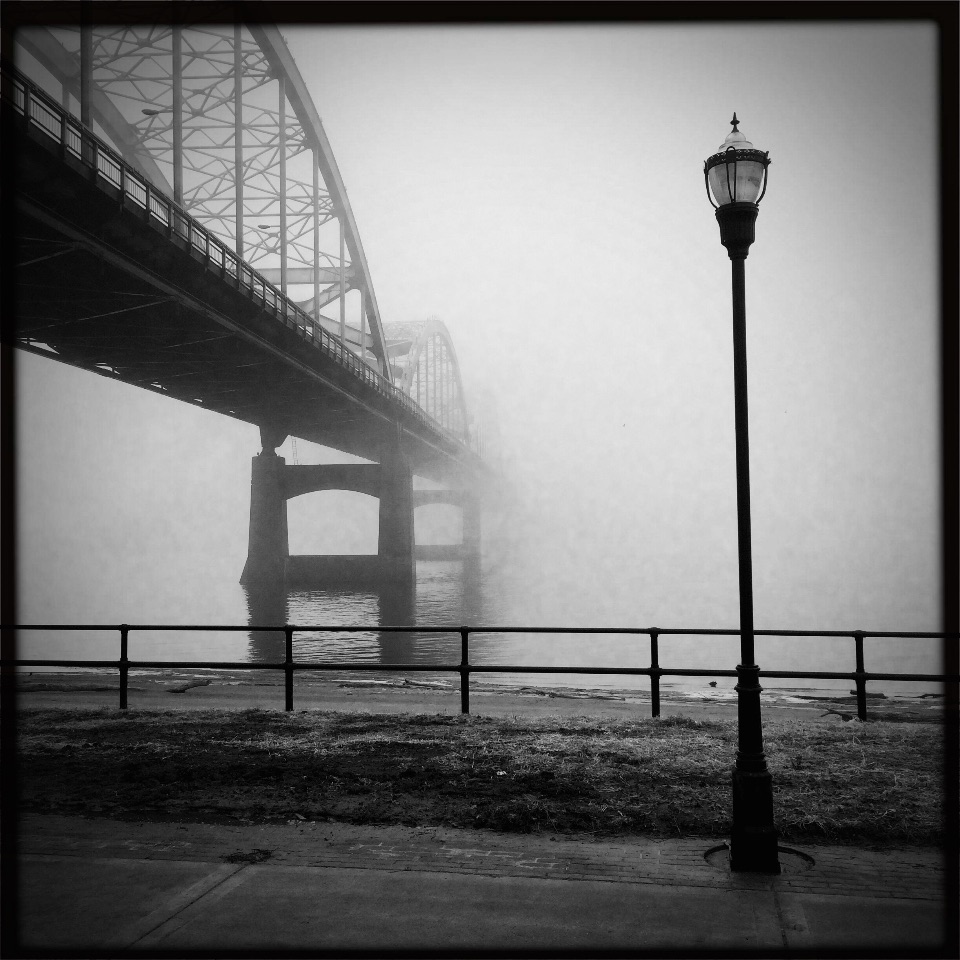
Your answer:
(378, 443), (415, 584)
(462, 489), (482, 562)
(240, 450), (289, 585)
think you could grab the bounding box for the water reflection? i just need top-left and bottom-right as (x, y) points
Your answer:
(461, 554), (483, 622)
(242, 561), (474, 668)
(376, 583), (417, 664)
(242, 578), (288, 661)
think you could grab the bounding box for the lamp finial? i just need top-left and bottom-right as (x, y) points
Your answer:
(730, 112), (740, 132)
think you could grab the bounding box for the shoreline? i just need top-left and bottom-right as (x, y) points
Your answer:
(15, 668), (945, 723)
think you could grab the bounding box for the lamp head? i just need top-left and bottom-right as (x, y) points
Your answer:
(705, 115), (770, 259)
(704, 113), (770, 208)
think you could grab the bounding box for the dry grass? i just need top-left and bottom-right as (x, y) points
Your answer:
(16, 708), (945, 846)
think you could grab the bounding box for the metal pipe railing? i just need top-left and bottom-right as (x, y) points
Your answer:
(3, 624), (956, 721)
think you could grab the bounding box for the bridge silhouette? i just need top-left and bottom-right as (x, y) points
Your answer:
(6, 21), (490, 589)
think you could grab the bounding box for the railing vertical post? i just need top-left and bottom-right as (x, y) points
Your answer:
(119, 624), (129, 710)
(284, 626), (294, 712)
(853, 631), (867, 721)
(460, 628), (470, 715)
(649, 629), (661, 718)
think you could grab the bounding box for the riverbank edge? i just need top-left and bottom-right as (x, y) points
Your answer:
(13, 667), (946, 723)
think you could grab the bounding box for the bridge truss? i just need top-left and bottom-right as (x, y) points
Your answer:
(384, 319), (469, 444)
(10, 17), (476, 453)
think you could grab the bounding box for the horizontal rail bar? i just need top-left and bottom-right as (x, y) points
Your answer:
(463, 665), (730, 676)
(3, 624), (956, 639)
(757, 629), (955, 639)
(8, 659), (284, 670)
(10, 660), (467, 672)
(761, 670), (956, 683)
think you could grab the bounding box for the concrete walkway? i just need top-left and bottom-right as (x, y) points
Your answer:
(13, 814), (953, 954)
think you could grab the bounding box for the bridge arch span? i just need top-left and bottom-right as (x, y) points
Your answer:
(413, 488), (464, 510)
(13, 20), (390, 374)
(282, 463), (380, 501)
(385, 319), (470, 444)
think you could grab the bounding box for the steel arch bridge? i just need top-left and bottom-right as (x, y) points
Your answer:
(6, 15), (491, 586)
(7, 17), (480, 461)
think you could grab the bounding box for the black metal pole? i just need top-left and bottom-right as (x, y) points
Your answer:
(717, 201), (780, 874)
(731, 255), (755, 672)
(460, 628), (470, 715)
(650, 629), (661, 718)
(854, 631), (868, 721)
(119, 624), (129, 710)
(284, 626), (294, 712)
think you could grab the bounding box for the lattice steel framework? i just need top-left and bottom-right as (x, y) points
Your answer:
(384, 319), (470, 444)
(13, 20), (389, 375)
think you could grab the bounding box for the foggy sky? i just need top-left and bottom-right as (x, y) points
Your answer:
(15, 21), (941, 636)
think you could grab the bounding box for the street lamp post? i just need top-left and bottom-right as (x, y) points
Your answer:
(704, 114), (780, 874)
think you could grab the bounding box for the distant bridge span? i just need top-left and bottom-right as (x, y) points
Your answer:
(5, 20), (490, 584)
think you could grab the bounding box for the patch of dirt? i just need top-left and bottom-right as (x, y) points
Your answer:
(223, 848), (274, 864)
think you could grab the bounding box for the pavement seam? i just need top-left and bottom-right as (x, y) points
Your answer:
(100, 862), (245, 950)
(131, 865), (258, 948)
(771, 886), (790, 949)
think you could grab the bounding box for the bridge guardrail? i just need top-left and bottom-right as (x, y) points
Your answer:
(4, 64), (476, 453)
(3, 624), (956, 721)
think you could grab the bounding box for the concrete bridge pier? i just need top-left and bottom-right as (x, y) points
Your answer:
(240, 428), (417, 588)
(239, 430), (289, 585)
(377, 442), (416, 585)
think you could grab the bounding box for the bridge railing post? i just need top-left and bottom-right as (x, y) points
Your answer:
(80, 124), (94, 170)
(284, 626), (294, 712)
(21, 82), (32, 130)
(460, 628), (470, 715)
(59, 108), (69, 159)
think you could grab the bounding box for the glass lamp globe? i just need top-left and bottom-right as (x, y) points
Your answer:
(704, 114), (770, 208)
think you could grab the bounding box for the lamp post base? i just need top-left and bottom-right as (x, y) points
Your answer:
(730, 767), (781, 873)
